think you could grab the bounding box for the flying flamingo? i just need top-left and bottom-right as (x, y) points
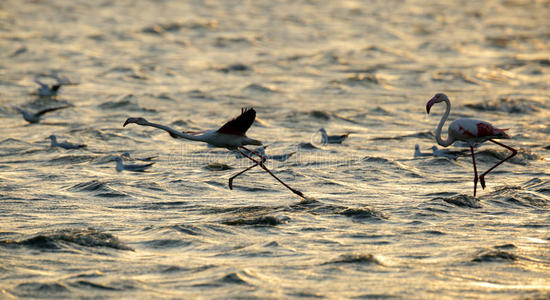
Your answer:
(426, 93), (517, 197)
(123, 108), (304, 198)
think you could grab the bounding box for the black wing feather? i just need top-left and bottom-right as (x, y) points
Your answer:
(36, 106), (69, 117)
(216, 108), (256, 136)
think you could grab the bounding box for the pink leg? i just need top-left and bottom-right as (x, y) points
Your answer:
(470, 146), (478, 198)
(479, 139), (517, 189)
(237, 147), (304, 198)
(228, 149), (266, 190)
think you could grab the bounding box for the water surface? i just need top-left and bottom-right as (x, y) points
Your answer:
(1, 0), (550, 298)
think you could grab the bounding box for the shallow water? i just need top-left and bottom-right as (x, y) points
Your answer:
(1, 0), (550, 298)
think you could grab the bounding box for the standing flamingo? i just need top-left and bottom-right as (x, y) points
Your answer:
(426, 93), (517, 197)
(123, 108), (304, 198)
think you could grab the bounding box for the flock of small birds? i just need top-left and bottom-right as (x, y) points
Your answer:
(14, 75), (517, 198)
(14, 75), (158, 172)
(14, 75), (348, 186)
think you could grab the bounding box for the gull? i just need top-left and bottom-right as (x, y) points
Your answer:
(47, 134), (86, 149)
(121, 152), (157, 162)
(319, 128), (350, 144)
(415, 144), (468, 160)
(431, 146), (468, 160)
(114, 156), (154, 172)
(123, 108), (304, 198)
(235, 146), (295, 162)
(34, 74), (78, 97)
(14, 106), (70, 124)
(414, 144), (432, 158)
(267, 151), (295, 162)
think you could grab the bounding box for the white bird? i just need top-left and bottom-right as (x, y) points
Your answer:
(453, 141), (474, 148)
(35, 80), (62, 97)
(268, 151), (295, 162)
(414, 144), (465, 160)
(414, 144), (432, 158)
(235, 145), (295, 162)
(34, 75), (77, 97)
(121, 152), (157, 162)
(426, 93), (517, 197)
(235, 146), (266, 158)
(114, 156), (154, 172)
(123, 108), (304, 198)
(47, 135), (86, 149)
(430, 146), (468, 160)
(14, 106), (70, 124)
(319, 128), (350, 144)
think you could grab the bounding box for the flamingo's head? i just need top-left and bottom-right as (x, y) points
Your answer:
(426, 93), (449, 114)
(495, 128), (511, 139)
(46, 134), (56, 141)
(114, 156), (123, 163)
(123, 117), (148, 127)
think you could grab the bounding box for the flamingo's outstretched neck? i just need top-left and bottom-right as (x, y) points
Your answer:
(434, 97), (454, 147)
(124, 118), (208, 143)
(146, 121), (206, 142)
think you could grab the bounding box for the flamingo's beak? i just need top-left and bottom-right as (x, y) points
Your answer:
(498, 128), (511, 139)
(426, 98), (436, 114)
(123, 118), (132, 127)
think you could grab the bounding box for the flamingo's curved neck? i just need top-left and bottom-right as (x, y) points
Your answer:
(435, 98), (454, 147)
(143, 121), (207, 142)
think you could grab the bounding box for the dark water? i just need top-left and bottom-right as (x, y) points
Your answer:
(1, 0), (550, 298)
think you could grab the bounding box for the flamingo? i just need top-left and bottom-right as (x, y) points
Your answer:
(426, 93), (517, 197)
(123, 108), (304, 198)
